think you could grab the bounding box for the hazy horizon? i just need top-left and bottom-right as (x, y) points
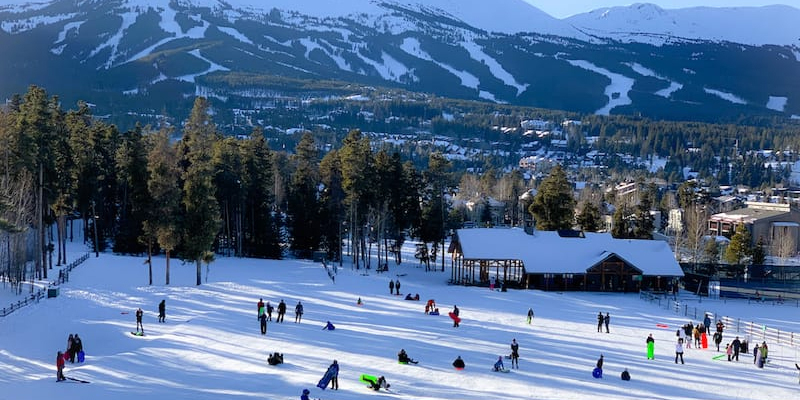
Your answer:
(524, 0), (800, 18)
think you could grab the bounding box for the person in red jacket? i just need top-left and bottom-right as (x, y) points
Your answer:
(56, 351), (66, 381)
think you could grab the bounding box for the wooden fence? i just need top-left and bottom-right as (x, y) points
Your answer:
(1, 252), (90, 317)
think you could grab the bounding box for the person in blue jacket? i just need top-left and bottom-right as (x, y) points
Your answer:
(323, 321), (335, 330)
(493, 356), (505, 371)
(301, 388), (311, 400)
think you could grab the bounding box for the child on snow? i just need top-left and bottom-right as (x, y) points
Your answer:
(494, 356), (505, 371)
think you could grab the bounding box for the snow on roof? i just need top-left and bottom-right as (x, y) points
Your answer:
(456, 228), (683, 276)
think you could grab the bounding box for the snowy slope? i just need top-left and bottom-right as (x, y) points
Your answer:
(566, 3), (800, 46)
(1, 236), (799, 400)
(0, 0), (584, 37)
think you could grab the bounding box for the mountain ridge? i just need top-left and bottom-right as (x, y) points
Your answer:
(0, 0), (798, 124)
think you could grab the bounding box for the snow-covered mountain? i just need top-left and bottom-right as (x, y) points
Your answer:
(0, 0), (798, 123)
(566, 3), (800, 46)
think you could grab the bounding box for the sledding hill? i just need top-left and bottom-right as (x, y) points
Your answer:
(0, 241), (798, 400)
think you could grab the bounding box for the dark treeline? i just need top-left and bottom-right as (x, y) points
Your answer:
(0, 86), (454, 290)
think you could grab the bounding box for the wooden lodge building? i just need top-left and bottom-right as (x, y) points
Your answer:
(449, 228), (684, 292)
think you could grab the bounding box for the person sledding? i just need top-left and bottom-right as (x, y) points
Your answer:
(493, 356), (506, 372)
(267, 352), (284, 365)
(322, 321), (336, 330)
(429, 307), (440, 316)
(360, 374), (390, 391)
(452, 355), (465, 370)
(425, 299), (436, 314)
(404, 293), (420, 301)
(397, 349), (418, 364)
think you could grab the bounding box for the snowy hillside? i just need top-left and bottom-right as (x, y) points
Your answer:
(1, 238), (799, 400)
(567, 3), (800, 46)
(0, 0), (584, 37)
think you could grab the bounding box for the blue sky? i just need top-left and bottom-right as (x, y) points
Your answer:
(524, 1), (800, 18)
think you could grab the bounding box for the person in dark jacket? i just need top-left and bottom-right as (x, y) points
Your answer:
(453, 356), (465, 369)
(300, 388), (311, 400)
(73, 334), (83, 362)
(731, 336), (741, 361)
(323, 321), (335, 331)
(604, 313), (610, 333)
(452, 305), (460, 327)
(510, 339), (520, 369)
(395, 279), (401, 295)
(136, 308), (144, 333)
(277, 300), (286, 323)
(713, 331), (723, 351)
(397, 349), (417, 364)
(328, 360), (339, 390)
(66, 334), (75, 363)
(597, 312), (604, 332)
(596, 354), (604, 370)
(158, 299), (166, 323)
(295, 301), (304, 323)
(259, 311), (268, 334)
(389, 280), (395, 294)
(266, 301), (274, 321)
(621, 368), (631, 381)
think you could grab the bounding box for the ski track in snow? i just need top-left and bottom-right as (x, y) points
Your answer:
(704, 88), (747, 105)
(401, 37), (480, 91)
(567, 59), (634, 115)
(298, 37), (351, 72)
(625, 62), (683, 98)
(460, 38), (528, 96)
(177, 48), (230, 83)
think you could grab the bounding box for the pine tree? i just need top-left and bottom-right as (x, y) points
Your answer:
(529, 165), (575, 231)
(576, 201), (602, 232)
(114, 124), (151, 254)
(241, 127), (280, 258)
(146, 128), (181, 285)
(724, 223), (751, 265)
(287, 133), (321, 257)
(751, 236), (766, 265)
(179, 97), (221, 285)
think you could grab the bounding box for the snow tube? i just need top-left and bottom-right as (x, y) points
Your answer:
(647, 342), (655, 359)
(701, 333), (708, 349)
(592, 367), (603, 379)
(656, 323), (668, 329)
(77, 351), (85, 363)
(448, 312), (461, 324)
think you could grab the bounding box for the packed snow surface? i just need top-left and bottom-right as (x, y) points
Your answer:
(1, 233), (799, 400)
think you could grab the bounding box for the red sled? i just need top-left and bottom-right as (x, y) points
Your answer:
(448, 312), (461, 324)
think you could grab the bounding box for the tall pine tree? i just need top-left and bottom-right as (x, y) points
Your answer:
(179, 98), (221, 285)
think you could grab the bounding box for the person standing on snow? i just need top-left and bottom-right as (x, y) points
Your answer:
(597, 312), (604, 332)
(713, 331), (723, 352)
(259, 311), (268, 334)
(510, 339), (520, 369)
(266, 301), (274, 321)
(604, 312), (610, 333)
(158, 299), (166, 323)
(56, 351), (66, 381)
(527, 308), (534, 324)
(675, 338), (685, 364)
(452, 305), (460, 327)
(277, 300), (286, 323)
(731, 336), (741, 361)
(395, 279), (401, 295)
(135, 308), (144, 333)
(295, 301), (304, 323)
(328, 360), (339, 390)
(646, 334), (655, 360)
(389, 279), (394, 294)
(66, 334), (75, 363)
